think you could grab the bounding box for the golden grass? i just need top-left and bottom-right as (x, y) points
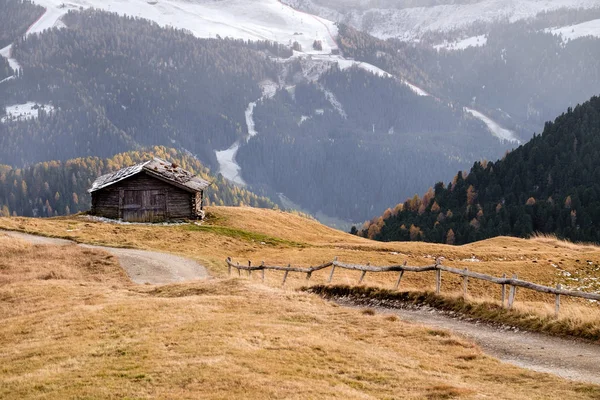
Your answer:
(1, 207), (600, 397)
(0, 207), (599, 323)
(1, 235), (599, 399)
(0, 234), (128, 287)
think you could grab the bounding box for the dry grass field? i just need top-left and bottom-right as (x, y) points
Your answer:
(1, 207), (600, 398)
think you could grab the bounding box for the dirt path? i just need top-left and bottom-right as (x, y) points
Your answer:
(336, 299), (600, 385)
(2, 230), (208, 285)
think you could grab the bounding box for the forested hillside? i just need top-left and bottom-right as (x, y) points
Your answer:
(0, 0), (45, 49)
(337, 22), (600, 137)
(0, 147), (275, 218)
(237, 66), (510, 221)
(358, 96), (600, 244)
(0, 57), (11, 82)
(1, 9), (285, 166)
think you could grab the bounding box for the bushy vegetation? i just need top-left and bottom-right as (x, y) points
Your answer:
(359, 96), (600, 244)
(0, 146), (276, 217)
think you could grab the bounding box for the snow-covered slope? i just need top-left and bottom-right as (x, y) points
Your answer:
(284, 0), (600, 41)
(27, 0), (338, 54)
(1, 102), (54, 123)
(434, 35), (487, 51)
(548, 18), (600, 42)
(464, 108), (520, 144)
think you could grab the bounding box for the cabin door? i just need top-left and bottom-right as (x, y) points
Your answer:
(121, 189), (167, 222)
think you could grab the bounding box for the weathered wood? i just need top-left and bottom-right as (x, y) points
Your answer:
(282, 267), (290, 286)
(508, 274), (518, 309)
(462, 268), (468, 297)
(225, 258), (600, 302)
(91, 171), (201, 222)
(435, 269), (442, 294)
(555, 283), (561, 317)
(328, 265), (336, 283)
(358, 269), (367, 284)
(332, 261), (437, 273)
(501, 273), (506, 307)
(394, 270), (405, 290)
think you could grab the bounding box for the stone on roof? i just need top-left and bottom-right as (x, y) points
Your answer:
(89, 158), (209, 193)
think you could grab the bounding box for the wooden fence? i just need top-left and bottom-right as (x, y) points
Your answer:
(226, 257), (600, 317)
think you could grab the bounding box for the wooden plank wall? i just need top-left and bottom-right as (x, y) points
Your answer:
(91, 171), (194, 220)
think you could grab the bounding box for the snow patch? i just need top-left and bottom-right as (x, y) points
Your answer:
(1, 102), (55, 123)
(0, 75), (15, 85)
(299, 115), (311, 125)
(548, 18), (600, 42)
(215, 80), (277, 186)
(317, 84), (347, 119)
(0, 44), (21, 72)
(215, 142), (246, 186)
(434, 35), (488, 51)
(464, 107), (521, 144)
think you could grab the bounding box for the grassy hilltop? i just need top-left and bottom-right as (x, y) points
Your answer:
(1, 207), (600, 399)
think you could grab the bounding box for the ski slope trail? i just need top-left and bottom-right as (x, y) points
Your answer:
(2, 230), (208, 285)
(216, 81), (276, 186)
(336, 299), (600, 385)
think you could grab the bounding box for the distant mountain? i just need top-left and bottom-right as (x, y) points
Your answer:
(3, 1), (597, 227)
(1, 6), (513, 224)
(358, 96), (600, 244)
(283, 0), (600, 41)
(335, 20), (600, 139)
(0, 146), (276, 218)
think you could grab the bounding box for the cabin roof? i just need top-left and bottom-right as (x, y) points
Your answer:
(89, 158), (210, 193)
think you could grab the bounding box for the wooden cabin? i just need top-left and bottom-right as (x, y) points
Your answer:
(89, 158), (209, 222)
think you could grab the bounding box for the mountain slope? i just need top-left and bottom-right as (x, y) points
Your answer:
(335, 22), (600, 138)
(284, 0), (600, 41)
(1, 7), (516, 225)
(236, 66), (511, 221)
(359, 95), (600, 244)
(1, 9), (280, 166)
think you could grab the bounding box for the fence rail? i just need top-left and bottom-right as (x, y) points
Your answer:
(226, 257), (600, 316)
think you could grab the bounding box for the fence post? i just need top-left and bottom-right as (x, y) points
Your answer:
(394, 270), (405, 290)
(306, 271), (312, 281)
(248, 260), (252, 277)
(435, 268), (442, 294)
(227, 257), (231, 276)
(328, 257), (337, 283)
(508, 274), (517, 309)
(358, 263), (368, 284)
(501, 273), (506, 307)
(237, 262), (241, 276)
(261, 261), (265, 282)
(463, 268), (468, 297)
(555, 283), (561, 317)
(282, 267), (289, 286)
